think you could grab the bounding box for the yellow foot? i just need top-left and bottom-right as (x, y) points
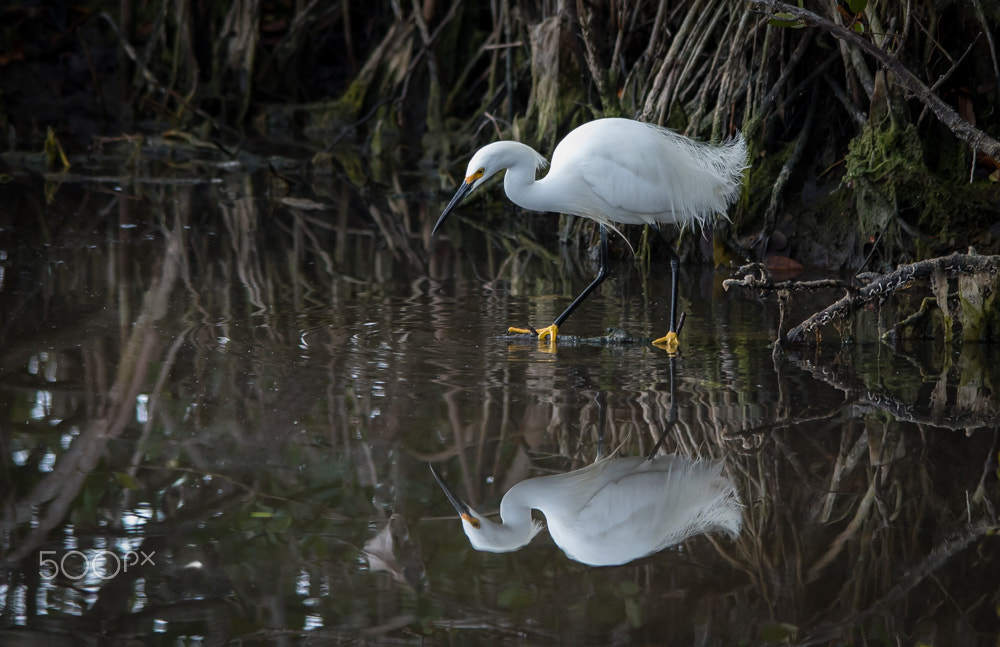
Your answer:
(652, 331), (679, 354)
(507, 324), (559, 350)
(535, 324), (558, 342)
(507, 324), (559, 342)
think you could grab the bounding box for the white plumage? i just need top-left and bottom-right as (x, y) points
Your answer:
(433, 117), (748, 348)
(431, 454), (742, 566)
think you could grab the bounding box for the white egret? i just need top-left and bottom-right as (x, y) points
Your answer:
(429, 453), (741, 566)
(432, 117), (748, 350)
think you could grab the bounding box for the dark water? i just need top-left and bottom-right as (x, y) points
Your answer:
(1, 159), (998, 646)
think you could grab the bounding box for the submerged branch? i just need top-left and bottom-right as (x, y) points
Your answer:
(727, 253), (1000, 346)
(781, 253), (1000, 345)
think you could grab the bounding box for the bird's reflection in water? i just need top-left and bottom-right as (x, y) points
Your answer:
(431, 432), (742, 567)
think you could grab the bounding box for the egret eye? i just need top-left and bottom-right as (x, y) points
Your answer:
(466, 169), (484, 184)
(461, 513), (481, 529)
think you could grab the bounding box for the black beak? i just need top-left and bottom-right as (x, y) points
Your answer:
(429, 464), (477, 525)
(432, 180), (474, 235)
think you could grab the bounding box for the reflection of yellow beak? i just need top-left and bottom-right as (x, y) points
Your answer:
(460, 512), (481, 529)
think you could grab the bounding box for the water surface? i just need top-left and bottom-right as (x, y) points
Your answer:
(1, 160), (998, 645)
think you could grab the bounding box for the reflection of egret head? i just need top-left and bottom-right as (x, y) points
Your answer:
(430, 464), (544, 553)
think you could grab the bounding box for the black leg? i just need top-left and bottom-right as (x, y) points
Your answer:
(508, 224), (610, 342)
(647, 355), (678, 459)
(595, 390), (607, 459)
(552, 223), (610, 328)
(651, 224), (679, 336)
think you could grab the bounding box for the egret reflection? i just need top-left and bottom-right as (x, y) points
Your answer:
(430, 448), (741, 567)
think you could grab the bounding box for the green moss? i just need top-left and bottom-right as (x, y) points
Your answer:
(843, 116), (1000, 263)
(844, 120), (924, 251)
(737, 139), (794, 237)
(958, 271), (1000, 342)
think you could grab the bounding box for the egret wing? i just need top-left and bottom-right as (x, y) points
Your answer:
(554, 460), (741, 565)
(558, 120), (744, 226)
(552, 471), (676, 565)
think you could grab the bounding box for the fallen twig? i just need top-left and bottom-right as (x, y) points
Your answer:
(784, 252), (1000, 345)
(726, 253), (1000, 346)
(723, 263), (855, 293)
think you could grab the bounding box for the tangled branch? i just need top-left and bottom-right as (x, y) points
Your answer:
(726, 253), (1000, 346)
(749, 0), (1000, 159)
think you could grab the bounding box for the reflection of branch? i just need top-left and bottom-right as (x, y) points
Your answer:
(724, 408), (841, 442)
(807, 479), (877, 582)
(368, 204), (425, 268)
(792, 353), (1000, 431)
(222, 199), (269, 313)
(801, 520), (998, 646)
(3, 225), (183, 564)
(138, 466), (349, 519)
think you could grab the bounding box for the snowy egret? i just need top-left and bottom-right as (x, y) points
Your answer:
(433, 117), (748, 350)
(429, 453), (741, 566)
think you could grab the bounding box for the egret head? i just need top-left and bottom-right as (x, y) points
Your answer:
(431, 141), (547, 235)
(429, 463), (542, 553)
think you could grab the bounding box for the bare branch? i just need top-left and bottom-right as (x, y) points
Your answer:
(783, 253), (1000, 344)
(749, 0), (1000, 159)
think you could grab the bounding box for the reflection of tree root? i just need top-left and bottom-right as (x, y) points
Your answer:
(725, 252), (1000, 347)
(791, 353), (1000, 432)
(881, 296), (936, 344)
(723, 343), (1000, 439)
(802, 519), (998, 646)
